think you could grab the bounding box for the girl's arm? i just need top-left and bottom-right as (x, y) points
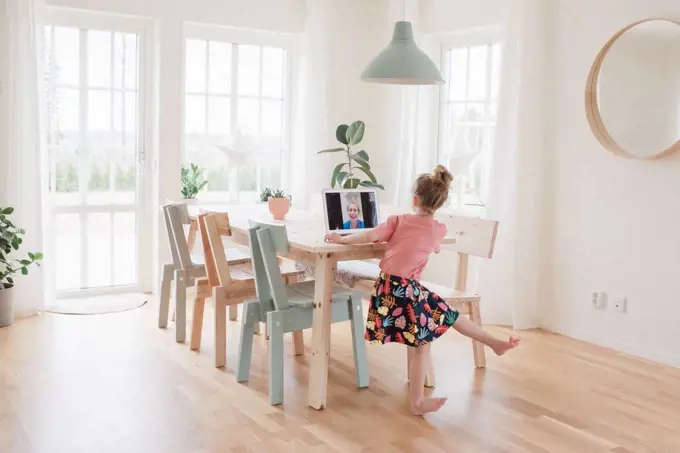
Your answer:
(325, 229), (380, 245)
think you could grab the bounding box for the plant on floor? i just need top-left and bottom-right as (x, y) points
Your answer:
(180, 163), (208, 199)
(0, 207), (42, 290)
(318, 120), (384, 190)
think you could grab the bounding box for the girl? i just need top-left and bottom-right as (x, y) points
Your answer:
(325, 165), (520, 415)
(343, 201), (364, 230)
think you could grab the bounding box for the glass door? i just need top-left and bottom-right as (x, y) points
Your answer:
(44, 15), (149, 296)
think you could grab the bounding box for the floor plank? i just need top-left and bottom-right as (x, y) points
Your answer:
(1, 299), (678, 453)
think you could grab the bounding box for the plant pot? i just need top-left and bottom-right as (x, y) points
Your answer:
(268, 197), (290, 220)
(181, 198), (199, 205)
(0, 286), (13, 328)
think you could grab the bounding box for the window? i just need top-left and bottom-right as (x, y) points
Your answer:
(438, 39), (501, 211)
(184, 30), (290, 203)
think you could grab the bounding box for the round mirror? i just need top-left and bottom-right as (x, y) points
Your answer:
(586, 19), (680, 159)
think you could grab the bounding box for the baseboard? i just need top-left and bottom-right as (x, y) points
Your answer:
(542, 321), (680, 368)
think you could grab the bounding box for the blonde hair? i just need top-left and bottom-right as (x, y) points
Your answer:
(414, 165), (454, 214)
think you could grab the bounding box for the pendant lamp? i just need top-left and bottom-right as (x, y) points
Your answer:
(361, 21), (444, 85)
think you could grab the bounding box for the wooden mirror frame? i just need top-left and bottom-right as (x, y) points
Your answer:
(585, 18), (680, 160)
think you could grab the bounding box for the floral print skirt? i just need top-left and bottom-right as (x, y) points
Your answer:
(365, 273), (460, 347)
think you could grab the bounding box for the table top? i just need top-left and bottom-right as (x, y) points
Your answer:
(189, 203), (455, 255)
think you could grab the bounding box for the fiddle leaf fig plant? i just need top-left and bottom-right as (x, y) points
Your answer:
(317, 120), (384, 190)
(0, 207), (43, 290)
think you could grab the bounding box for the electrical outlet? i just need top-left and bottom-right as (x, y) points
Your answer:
(591, 292), (606, 309)
(612, 297), (627, 313)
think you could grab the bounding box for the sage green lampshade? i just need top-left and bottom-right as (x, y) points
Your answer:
(361, 21), (444, 85)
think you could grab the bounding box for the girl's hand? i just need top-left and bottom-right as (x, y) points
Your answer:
(324, 232), (344, 244)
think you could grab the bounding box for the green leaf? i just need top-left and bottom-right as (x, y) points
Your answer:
(317, 147), (345, 154)
(0, 207), (14, 215)
(356, 165), (377, 183)
(21, 267), (28, 275)
(335, 124), (349, 145)
(6, 277), (13, 285)
(330, 163), (347, 188)
(349, 154), (369, 170)
(20, 259), (31, 266)
(34, 252), (43, 260)
(359, 181), (385, 190)
(28, 252), (34, 260)
(343, 178), (360, 189)
(335, 171), (349, 188)
(346, 121), (365, 145)
(355, 150), (369, 162)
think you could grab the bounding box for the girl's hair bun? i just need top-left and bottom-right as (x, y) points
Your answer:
(433, 165), (453, 188)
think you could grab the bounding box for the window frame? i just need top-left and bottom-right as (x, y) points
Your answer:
(182, 23), (295, 202)
(435, 27), (502, 212)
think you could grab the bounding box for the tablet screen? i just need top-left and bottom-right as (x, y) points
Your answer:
(323, 189), (380, 233)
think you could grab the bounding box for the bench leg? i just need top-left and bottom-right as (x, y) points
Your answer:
(469, 301), (486, 368)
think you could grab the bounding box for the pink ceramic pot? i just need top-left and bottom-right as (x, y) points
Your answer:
(268, 197), (290, 220)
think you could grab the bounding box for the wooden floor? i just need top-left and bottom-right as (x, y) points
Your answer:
(1, 299), (679, 453)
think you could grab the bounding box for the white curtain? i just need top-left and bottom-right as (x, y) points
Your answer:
(387, 0), (439, 208)
(1, 0), (50, 315)
(477, 0), (549, 328)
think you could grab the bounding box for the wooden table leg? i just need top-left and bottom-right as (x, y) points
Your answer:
(308, 253), (335, 410)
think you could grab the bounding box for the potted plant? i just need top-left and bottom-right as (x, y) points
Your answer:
(266, 189), (291, 220)
(318, 120), (384, 190)
(180, 163), (208, 204)
(259, 187), (274, 203)
(0, 207), (43, 328)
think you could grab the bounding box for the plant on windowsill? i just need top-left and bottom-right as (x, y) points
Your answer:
(317, 120), (384, 190)
(266, 189), (291, 221)
(180, 163), (208, 204)
(0, 207), (43, 328)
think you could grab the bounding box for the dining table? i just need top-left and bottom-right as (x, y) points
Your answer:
(187, 203), (454, 410)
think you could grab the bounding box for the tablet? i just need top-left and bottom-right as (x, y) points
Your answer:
(322, 188), (380, 235)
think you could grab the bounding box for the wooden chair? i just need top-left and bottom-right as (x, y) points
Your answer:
(158, 203), (250, 343)
(337, 214), (499, 386)
(236, 220), (369, 405)
(196, 212), (305, 368)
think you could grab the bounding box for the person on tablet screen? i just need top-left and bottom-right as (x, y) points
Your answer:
(343, 201), (364, 229)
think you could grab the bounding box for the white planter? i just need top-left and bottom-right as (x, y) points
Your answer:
(0, 286), (13, 328)
(181, 198), (199, 205)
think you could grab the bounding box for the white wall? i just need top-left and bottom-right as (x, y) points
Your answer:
(0, 0), (8, 203)
(544, 0), (680, 366)
(419, 0), (508, 35)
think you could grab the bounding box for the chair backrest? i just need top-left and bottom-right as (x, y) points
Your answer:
(434, 214), (499, 292)
(164, 203), (194, 270)
(247, 220), (290, 313)
(199, 212), (233, 288)
(436, 214), (498, 259)
(162, 204), (182, 269)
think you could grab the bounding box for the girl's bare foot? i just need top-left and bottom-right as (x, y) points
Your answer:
(411, 397), (448, 416)
(492, 336), (520, 356)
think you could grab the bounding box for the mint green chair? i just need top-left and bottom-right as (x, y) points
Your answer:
(236, 220), (369, 405)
